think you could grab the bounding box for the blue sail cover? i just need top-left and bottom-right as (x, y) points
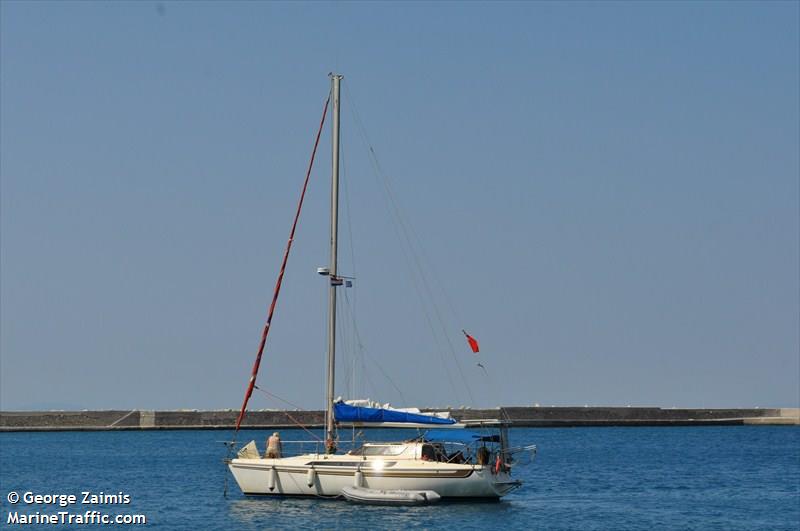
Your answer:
(334, 402), (457, 425)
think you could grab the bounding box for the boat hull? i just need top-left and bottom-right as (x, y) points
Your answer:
(228, 456), (521, 499)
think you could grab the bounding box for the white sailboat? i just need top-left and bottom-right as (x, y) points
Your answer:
(227, 74), (534, 500)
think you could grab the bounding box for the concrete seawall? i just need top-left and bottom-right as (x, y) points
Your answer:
(1, 407), (797, 432)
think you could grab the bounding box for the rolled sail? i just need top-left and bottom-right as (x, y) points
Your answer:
(334, 400), (457, 426)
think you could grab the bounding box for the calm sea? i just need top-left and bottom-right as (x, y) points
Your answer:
(1, 426), (798, 529)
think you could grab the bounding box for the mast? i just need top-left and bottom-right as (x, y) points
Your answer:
(325, 73), (343, 452)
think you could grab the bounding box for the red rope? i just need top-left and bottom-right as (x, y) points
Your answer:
(235, 94), (331, 431)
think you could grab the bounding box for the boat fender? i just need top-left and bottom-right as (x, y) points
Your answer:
(307, 467), (316, 488)
(494, 455), (502, 475)
(268, 467), (277, 491)
(354, 469), (363, 488)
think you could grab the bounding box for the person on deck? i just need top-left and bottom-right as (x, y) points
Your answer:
(421, 444), (436, 461)
(476, 446), (489, 466)
(266, 432), (282, 458)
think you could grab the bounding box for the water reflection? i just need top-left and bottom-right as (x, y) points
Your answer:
(227, 495), (517, 530)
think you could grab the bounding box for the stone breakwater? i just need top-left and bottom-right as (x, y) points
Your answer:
(1, 407), (797, 431)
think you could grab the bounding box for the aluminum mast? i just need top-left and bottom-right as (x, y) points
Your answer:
(325, 73), (343, 452)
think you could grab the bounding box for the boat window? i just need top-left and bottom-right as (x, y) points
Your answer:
(421, 444), (436, 461)
(348, 445), (406, 456)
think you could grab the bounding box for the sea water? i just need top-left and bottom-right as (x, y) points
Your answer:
(1, 426), (797, 529)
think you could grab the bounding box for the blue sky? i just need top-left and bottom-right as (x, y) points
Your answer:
(1, 1), (798, 410)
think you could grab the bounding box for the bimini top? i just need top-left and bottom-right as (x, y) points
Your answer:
(334, 401), (457, 426)
(424, 429), (500, 444)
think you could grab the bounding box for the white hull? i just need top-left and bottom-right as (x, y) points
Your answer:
(228, 76), (534, 504)
(228, 454), (521, 499)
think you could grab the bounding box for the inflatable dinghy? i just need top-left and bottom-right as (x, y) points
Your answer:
(341, 486), (441, 505)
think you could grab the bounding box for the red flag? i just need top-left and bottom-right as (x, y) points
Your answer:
(462, 330), (480, 353)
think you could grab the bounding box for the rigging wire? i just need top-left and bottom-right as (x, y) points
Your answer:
(342, 97), (460, 402)
(338, 132), (358, 400)
(382, 191), (497, 404)
(399, 209), (467, 328)
(340, 287), (409, 405)
(342, 81), (475, 406)
(252, 385), (323, 442)
(376, 164), (476, 406)
(337, 90), (409, 407)
(368, 171), (461, 403)
(337, 289), (353, 399)
(234, 92), (331, 432)
(340, 132), (364, 400)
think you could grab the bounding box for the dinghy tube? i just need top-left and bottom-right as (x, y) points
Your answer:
(342, 486), (441, 506)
